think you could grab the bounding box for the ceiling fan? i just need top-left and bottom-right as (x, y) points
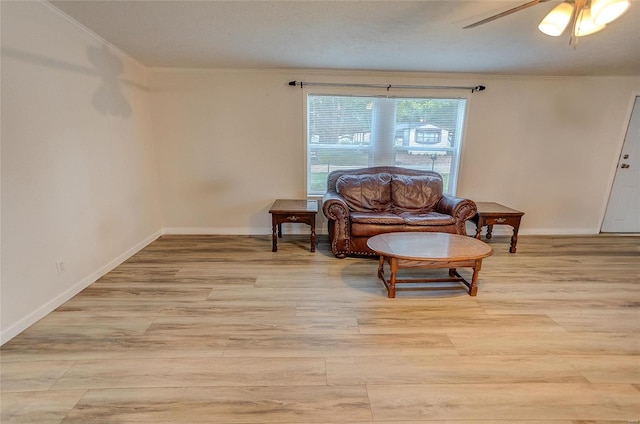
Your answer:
(464, 0), (631, 47)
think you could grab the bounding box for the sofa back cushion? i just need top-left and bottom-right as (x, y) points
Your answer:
(391, 174), (443, 212)
(336, 173), (392, 212)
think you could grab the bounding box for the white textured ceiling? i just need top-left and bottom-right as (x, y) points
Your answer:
(48, 0), (640, 76)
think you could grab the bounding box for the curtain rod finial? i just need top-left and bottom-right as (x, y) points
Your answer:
(473, 85), (486, 93)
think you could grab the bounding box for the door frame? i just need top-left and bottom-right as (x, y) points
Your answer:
(599, 90), (640, 233)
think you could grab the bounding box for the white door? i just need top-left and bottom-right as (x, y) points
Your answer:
(601, 96), (640, 233)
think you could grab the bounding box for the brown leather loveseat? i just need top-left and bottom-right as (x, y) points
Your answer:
(322, 166), (477, 258)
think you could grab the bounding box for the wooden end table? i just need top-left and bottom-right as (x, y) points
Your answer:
(269, 199), (318, 252)
(367, 232), (493, 298)
(470, 202), (525, 253)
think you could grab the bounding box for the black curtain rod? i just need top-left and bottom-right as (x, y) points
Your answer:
(288, 80), (486, 93)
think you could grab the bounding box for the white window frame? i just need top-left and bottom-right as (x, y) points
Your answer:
(303, 86), (472, 197)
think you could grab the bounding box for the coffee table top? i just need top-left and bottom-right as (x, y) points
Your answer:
(367, 232), (493, 262)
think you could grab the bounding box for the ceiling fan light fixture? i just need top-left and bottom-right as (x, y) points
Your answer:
(574, 6), (606, 36)
(538, 2), (574, 36)
(590, 0), (630, 25)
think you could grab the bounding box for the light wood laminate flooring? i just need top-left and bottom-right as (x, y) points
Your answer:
(2, 234), (639, 423)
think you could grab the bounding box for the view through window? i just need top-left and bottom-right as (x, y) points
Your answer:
(307, 94), (468, 196)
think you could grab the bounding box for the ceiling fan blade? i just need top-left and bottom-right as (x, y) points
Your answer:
(463, 0), (551, 29)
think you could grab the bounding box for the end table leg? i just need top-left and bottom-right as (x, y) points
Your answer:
(310, 222), (316, 252)
(271, 219), (278, 252)
(510, 226), (520, 253)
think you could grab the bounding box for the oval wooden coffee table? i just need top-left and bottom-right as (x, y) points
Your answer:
(367, 232), (493, 298)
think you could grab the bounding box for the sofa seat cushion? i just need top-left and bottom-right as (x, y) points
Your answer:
(400, 211), (456, 226)
(351, 223), (407, 237)
(391, 174), (443, 213)
(350, 211), (405, 225)
(336, 173), (392, 212)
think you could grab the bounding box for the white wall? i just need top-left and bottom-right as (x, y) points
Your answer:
(149, 70), (305, 234)
(463, 76), (640, 234)
(149, 69), (640, 235)
(1, 1), (162, 342)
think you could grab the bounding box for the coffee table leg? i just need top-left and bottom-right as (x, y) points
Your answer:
(469, 259), (482, 296)
(377, 256), (385, 279)
(388, 257), (398, 298)
(486, 224), (493, 239)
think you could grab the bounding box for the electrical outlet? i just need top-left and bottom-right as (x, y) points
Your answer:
(56, 261), (65, 275)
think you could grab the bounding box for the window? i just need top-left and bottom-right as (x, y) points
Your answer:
(306, 94), (468, 196)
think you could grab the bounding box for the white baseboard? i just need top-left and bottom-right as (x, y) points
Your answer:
(515, 228), (599, 236)
(163, 227), (601, 237)
(162, 227), (263, 235)
(161, 227), (322, 235)
(467, 224), (599, 237)
(0, 230), (162, 345)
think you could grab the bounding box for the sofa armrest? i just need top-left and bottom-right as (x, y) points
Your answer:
(437, 196), (477, 235)
(322, 192), (351, 221)
(322, 192), (352, 257)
